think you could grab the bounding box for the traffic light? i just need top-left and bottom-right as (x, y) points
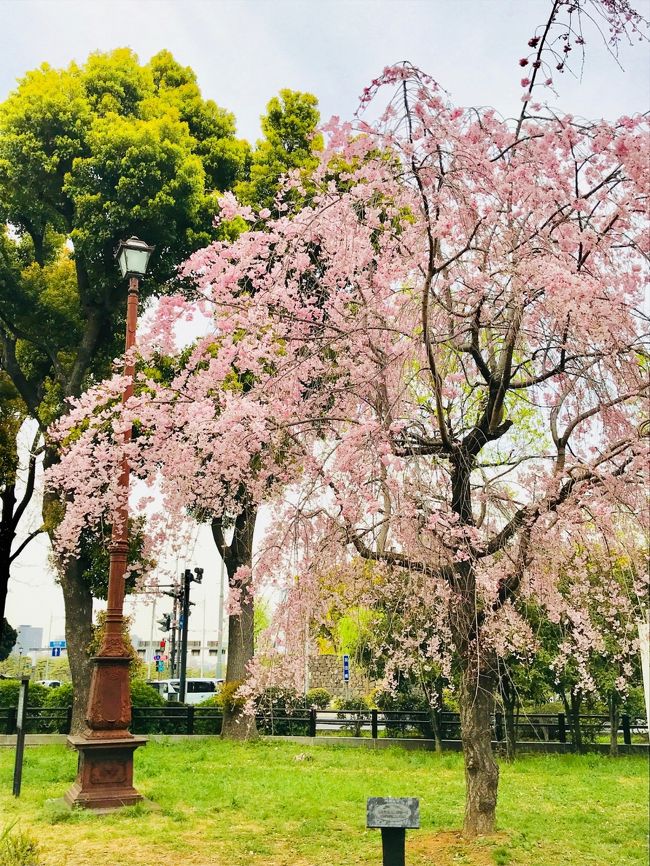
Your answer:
(158, 638), (166, 652)
(158, 614), (171, 632)
(184, 567), (203, 584)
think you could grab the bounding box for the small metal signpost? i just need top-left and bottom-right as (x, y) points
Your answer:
(13, 677), (29, 797)
(367, 797), (419, 866)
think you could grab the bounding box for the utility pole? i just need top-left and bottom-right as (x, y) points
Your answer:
(147, 598), (157, 680)
(200, 596), (206, 678)
(179, 567), (203, 703)
(170, 591), (179, 678)
(160, 583), (182, 679)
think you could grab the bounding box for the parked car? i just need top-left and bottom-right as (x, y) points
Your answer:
(37, 679), (62, 688)
(146, 678), (223, 705)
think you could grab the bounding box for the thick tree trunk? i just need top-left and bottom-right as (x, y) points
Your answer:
(43, 449), (94, 734)
(212, 504), (258, 740)
(221, 597), (256, 739)
(459, 659), (499, 836)
(59, 557), (94, 733)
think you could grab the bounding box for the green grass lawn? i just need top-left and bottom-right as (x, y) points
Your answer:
(0, 740), (647, 866)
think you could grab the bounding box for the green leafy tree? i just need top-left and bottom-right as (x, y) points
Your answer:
(0, 48), (249, 731)
(234, 89), (322, 215)
(0, 617), (16, 660)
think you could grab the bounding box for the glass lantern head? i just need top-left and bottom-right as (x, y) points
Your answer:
(115, 236), (154, 279)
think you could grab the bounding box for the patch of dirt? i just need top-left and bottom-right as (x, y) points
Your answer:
(410, 830), (508, 866)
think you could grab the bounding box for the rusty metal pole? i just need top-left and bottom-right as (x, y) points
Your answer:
(64, 275), (147, 811)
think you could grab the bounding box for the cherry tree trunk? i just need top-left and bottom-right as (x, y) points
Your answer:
(450, 543), (499, 834)
(221, 596), (256, 740)
(214, 504), (258, 740)
(458, 656), (499, 836)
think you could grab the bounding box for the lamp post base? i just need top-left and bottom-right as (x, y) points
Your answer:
(64, 735), (147, 811)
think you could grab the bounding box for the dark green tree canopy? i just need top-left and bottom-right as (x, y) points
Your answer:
(0, 48), (251, 424)
(0, 617), (17, 659)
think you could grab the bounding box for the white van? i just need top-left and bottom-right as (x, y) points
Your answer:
(147, 678), (223, 705)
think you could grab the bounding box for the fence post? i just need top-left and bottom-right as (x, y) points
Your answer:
(494, 712), (504, 742)
(66, 706), (73, 734)
(309, 708), (317, 738)
(557, 713), (566, 744)
(621, 714), (631, 746)
(187, 705), (195, 735)
(371, 709), (378, 740)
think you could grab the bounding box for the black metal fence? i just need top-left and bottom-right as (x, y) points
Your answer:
(0, 705), (646, 747)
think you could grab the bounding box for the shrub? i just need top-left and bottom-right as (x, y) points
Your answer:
(331, 695), (370, 736)
(129, 680), (165, 708)
(38, 683), (74, 733)
(220, 680), (246, 712)
(374, 688), (436, 738)
(331, 695), (369, 712)
(194, 695), (224, 735)
(305, 687), (331, 709)
(0, 681), (48, 709)
(197, 692), (223, 708)
(43, 683), (73, 709)
(256, 686), (308, 735)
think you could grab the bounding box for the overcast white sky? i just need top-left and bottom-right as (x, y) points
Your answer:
(2, 0), (649, 648)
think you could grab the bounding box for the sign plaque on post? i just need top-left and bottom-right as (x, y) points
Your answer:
(367, 797), (419, 866)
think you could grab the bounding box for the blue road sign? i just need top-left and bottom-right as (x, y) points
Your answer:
(153, 654), (161, 661)
(49, 640), (66, 648)
(51, 648), (61, 657)
(343, 654), (350, 682)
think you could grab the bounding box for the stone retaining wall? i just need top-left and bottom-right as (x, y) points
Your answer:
(307, 654), (376, 699)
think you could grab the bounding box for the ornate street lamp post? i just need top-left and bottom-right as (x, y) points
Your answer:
(65, 237), (154, 811)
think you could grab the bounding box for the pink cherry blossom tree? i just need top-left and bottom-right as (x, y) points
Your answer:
(179, 4), (647, 835)
(47, 0), (647, 835)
